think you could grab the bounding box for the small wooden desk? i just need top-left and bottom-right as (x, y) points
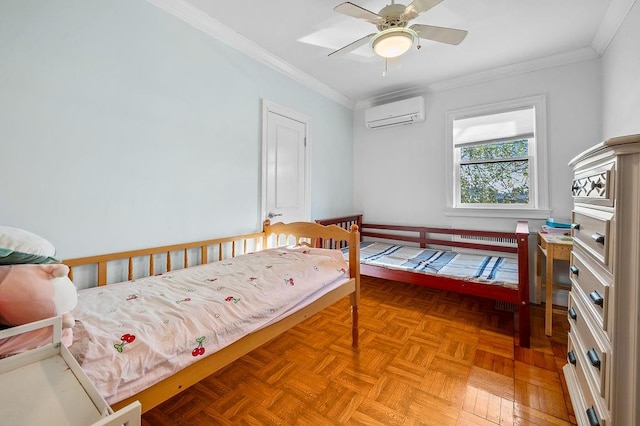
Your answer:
(536, 232), (573, 336)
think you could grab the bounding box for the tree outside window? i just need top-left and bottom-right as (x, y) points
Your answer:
(459, 139), (529, 204)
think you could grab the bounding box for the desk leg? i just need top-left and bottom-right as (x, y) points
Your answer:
(536, 246), (543, 304)
(545, 245), (554, 336)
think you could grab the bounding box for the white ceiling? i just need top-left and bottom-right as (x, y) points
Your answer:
(154, 0), (626, 107)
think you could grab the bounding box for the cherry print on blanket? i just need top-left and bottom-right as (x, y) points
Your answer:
(192, 336), (206, 357)
(114, 333), (136, 353)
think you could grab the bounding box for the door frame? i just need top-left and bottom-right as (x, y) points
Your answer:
(260, 99), (311, 226)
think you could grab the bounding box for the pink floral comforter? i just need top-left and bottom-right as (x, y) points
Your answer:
(69, 246), (348, 404)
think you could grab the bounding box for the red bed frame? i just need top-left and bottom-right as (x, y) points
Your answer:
(316, 214), (531, 348)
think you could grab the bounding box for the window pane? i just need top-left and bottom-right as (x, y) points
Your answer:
(461, 139), (528, 161)
(460, 159), (529, 204)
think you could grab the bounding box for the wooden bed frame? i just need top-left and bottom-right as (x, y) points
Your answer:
(64, 220), (360, 413)
(316, 214), (531, 348)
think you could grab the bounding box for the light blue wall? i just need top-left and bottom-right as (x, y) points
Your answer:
(0, 0), (354, 258)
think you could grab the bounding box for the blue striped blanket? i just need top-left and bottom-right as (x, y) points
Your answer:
(345, 242), (519, 289)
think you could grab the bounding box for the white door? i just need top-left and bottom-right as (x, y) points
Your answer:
(261, 101), (310, 225)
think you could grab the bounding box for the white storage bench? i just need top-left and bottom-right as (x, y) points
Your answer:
(0, 317), (141, 426)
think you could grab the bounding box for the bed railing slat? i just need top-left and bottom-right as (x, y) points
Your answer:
(184, 249), (188, 269)
(201, 246), (207, 264)
(128, 258), (133, 281)
(98, 262), (107, 286)
(149, 255), (154, 277)
(166, 251), (171, 272)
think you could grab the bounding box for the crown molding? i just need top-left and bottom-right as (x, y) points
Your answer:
(146, 0), (355, 109)
(355, 47), (599, 109)
(591, 0), (637, 54)
(427, 47), (600, 93)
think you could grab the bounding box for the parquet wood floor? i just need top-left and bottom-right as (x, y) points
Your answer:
(142, 276), (574, 425)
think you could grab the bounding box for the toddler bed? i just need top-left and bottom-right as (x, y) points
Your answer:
(63, 220), (360, 413)
(316, 215), (530, 347)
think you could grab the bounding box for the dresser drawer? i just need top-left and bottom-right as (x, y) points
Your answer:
(567, 331), (609, 426)
(571, 210), (611, 268)
(568, 293), (609, 399)
(570, 249), (610, 333)
(571, 161), (614, 207)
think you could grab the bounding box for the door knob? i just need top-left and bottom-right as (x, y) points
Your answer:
(267, 212), (283, 219)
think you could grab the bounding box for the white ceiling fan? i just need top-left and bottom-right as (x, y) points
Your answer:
(329, 0), (468, 58)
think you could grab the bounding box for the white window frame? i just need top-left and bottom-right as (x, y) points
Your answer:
(444, 95), (550, 219)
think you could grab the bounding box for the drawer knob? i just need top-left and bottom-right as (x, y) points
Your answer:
(571, 182), (580, 192)
(586, 407), (600, 426)
(591, 233), (605, 244)
(568, 307), (577, 320)
(567, 350), (576, 365)
(589, 291), (604, 307)
(590, 181), (604, 190)
(571, 223), (581, 230)
(570, 265), (579, 276)
(587, 348), (601, 370)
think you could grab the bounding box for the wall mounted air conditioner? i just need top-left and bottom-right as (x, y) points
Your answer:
(364, 96), (425, 129)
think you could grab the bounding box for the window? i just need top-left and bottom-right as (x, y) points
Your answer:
(445, 96), (549, 218)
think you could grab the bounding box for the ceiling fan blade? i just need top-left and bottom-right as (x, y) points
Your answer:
(328, 33), (375, 57)
(402, 0), (444, 20)
(334, 2), (385, 25)
(410, 24), (468, 45)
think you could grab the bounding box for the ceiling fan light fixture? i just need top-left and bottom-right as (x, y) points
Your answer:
(370, 28), (417, 58)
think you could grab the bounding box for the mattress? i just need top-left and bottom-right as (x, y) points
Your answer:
(345, 242), (519, 289)
(69, 246), (349, 404)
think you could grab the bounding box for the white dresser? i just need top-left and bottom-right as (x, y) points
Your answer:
(563, 134), (640, 426)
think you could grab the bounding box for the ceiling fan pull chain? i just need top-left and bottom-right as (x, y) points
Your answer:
(383, 58), (388, 76)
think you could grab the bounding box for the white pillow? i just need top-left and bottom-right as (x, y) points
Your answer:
(0, 226), (59, 264)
